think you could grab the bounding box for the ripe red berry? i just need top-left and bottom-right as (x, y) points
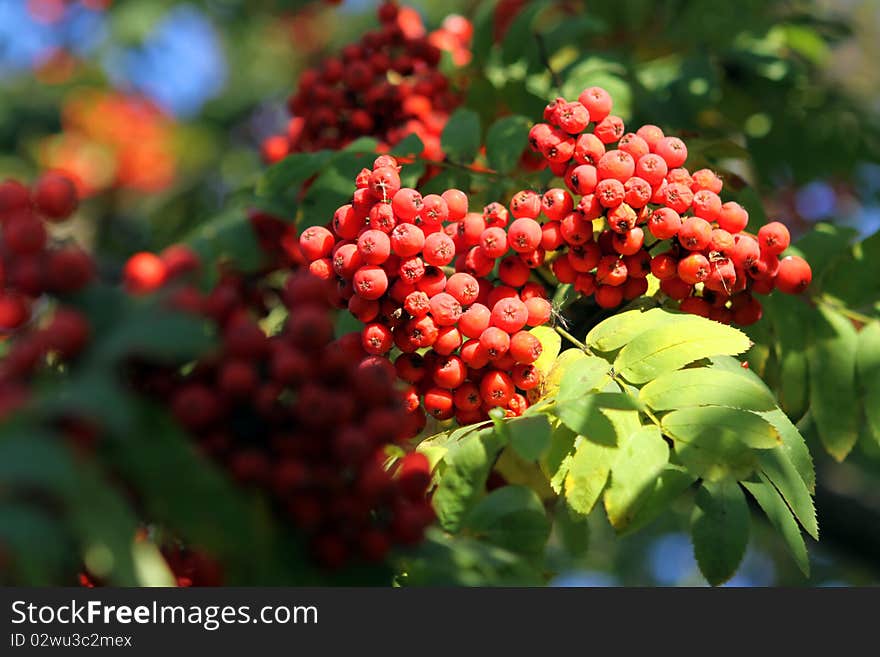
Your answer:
(578, 86), (612, 122)
(490, 297), (528, 333)
(757, 221), (791, 255)
(442, 189), (468, 221)
(445, 272), (479, 305)
(650, 252), (678, 280)
(423, 387), (454, 420)
(353, 265), (389, 300)
(0, 292), (30, 330)
(594, 284), (624, 308)
(648, 208), (682, 240)
(574, 133), (605, 165)
(33, 172), (78, 221)
(479, 326), (511, 360)
(357, 229), (392, 265)
(428, 292), (462, 326)
(432, 355), (467, 389)
(775, 256), (812, 295)
(593, 115), (625, 144)
(123, 252), (167, 294)
(677, 253), (711, 284)
(479, 370), (515, 408)
(654, 136), (688, 168)
(507, 218), (542, 253)
(717, 201), (749, 233)
(597, 149), (635, 182)
(678, 216), (712, 251)
(479, 226), (508, 258)
(541, 188), (573, 222)
(509, 330), (542, 364)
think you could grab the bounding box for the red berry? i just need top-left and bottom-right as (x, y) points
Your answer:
(479, 370), (515, 407)
(541, 188), (573, 222)
(594, 284), (624, 308)
(491, 297), (528, 332)
(677, 253), (711, 284)
(357, 229), (392, 265)
(717, 202), (749, 233)
(3, 212), (46, 255)
(757, 221), (791, 255)
(424, 387), (454, 419)
(597, 149), (635, 182)
(353, 265), (389, 300)
(479, 326), (511, 360)
(578, 86), (612, 122)
(509, 330), (542, 364)
(442, 189), (468, 221)
(123, 252), (167, 294)
(299, 226), (335, 261)
(33, 172), (78, 221)
(678, 216), (712, 251)
(654, 136), (688, 168)
(775, 256), (811, 294)
(593, 115), (625, 144)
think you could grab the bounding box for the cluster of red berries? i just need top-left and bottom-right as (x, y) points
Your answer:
(124, 248), (433, 567)
(0, 173), (94, 416)
(529, 87), (812, 324)
(299, 154), (555, 426)
(262, 2), (469, 163)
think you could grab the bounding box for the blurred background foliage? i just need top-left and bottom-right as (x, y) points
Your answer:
(1, 0), (879, 586)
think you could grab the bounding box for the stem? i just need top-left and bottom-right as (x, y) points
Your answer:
(553, 324), (592, 354)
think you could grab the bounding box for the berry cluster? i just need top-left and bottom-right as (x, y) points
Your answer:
(0, 173), (94, 415)
(299, 155), (554, 427)
(529, 87), (812, 324)
(262, 2), (469, 163)
(125, 254), (434, 568)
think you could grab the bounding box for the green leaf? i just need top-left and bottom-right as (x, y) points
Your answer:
(691, 479), (750, 586)
(621, 467), (697, 535)
(808, 307), (859, 460)
(555, 501), (590, 557)
(662, 406), (780, 449)
(391, 133), (424, 159)
(529, 325), (562, 377)
(640, 367), (776, 411)
(758, 408), (815, 492)
(542, 422), (577, 494)
(184, 206), (264, 274)
(501, 0), (548, 66)
(441, 108), (481, 164)
(556, 353), (611, 402)
(662, 408), (766, 481)
(463, 486), (551, 557)
(604, 425), (670, 530)
(564, 437), (616, 515)
(300, 154), (366, 230)
(857, 321), (880, 443)
(433, 428), (502, 533)
(507, 414), (552, 461)
(743, 476), (810, 577)
(557, 392), (638, 445)
(764, 294), (812, 418)
(257, 150), (333, 200)
(758, 448), (819, 540)
(0, 503), (69, 585)
(0, 431), (76, 491)
(615, 315), (751, 383)
(403, 527), (543, 586)
(586, 307), (676, 352)
(486, 115), (530, 174)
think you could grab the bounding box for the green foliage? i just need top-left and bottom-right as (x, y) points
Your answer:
(691, 480), (750, 586)
(430, 309), (819, 584)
